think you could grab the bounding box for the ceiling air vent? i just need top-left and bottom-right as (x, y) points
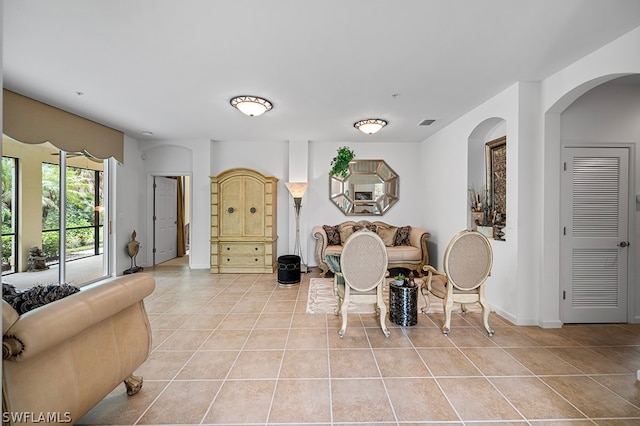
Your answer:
(418, 119), (436, 126)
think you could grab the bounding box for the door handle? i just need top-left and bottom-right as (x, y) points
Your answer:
(618, 241), (630, 248)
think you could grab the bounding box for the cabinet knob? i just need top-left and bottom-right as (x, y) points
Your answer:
(228, 207), (234, 213)
(250, 207), (257, 214)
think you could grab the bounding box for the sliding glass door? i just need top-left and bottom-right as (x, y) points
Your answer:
(2, 136), (110, 286)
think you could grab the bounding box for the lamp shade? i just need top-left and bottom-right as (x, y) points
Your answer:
(354, 118), (387, 134)
(285, 182), (309, 198)
(230, 96), (273, 116)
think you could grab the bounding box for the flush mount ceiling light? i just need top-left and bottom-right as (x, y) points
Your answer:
(230, 95), (273, 117)
(354, 118), (388, 135)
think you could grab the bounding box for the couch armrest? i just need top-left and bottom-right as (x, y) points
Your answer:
(3, 273), (155, 361)
(2, 300), (19, 335)
(312, 226), (330, 277)
(409, 227), (431, 273)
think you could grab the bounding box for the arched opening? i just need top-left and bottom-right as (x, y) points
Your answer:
(467, 117), (507, 240)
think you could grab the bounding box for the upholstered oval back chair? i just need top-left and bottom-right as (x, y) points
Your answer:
(334, 229), (390, 338)
(421, 230), (494, 336)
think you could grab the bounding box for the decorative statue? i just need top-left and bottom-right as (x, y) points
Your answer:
(27, 246), (49, 272)
(124, 230), (143, 274)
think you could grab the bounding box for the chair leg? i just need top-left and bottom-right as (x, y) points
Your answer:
(479, 291), (494, 336)
(338, 292), (349, 338)
(377, 290), (390, 337)
(442, 295), (453, 336)
(460, 303), (468, 314)
(420, 287), (431, 314)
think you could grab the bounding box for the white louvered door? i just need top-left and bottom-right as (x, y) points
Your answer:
(561, 147), (629, 323)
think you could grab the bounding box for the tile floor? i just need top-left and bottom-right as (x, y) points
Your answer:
(78, 263), (640, 425)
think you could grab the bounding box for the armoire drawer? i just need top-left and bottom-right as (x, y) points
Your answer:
(221, 255), (264, 266)
(219, 243), (264, 255)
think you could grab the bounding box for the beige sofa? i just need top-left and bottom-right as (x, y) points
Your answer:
(312, 220), (430, 277)
(2, 273), (155, 425)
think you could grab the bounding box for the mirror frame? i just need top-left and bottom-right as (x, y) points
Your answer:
(329, 159), (399, 216)
(485, 136), (506, 235)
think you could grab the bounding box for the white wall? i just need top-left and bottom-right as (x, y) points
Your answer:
(421, 25), (640, 326)
(306, 141), (425, 266)
(113, 135), (145, 275)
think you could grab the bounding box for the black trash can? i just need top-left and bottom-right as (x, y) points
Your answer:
(389, 282), (418, 326)
(277, 255), (301, 285)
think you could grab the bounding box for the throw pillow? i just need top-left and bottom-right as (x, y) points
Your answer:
(2, 282), (20, 306)
(353, 223), (377, 233)
(8, 284), (80, 315)
(322, 225), (341, 246)
(338, 224), (355, 244)
(394, 226), (412, 246)
(376, 226), (398, 247)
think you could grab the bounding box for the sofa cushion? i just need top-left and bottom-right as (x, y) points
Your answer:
(386, 246), (422, 262)
(338, 223), (355, 244)
(323, 225), (341, 246)
(376, 226), (397, 247)
(3, 283), (80, 315)
(394, 226), (412, 246)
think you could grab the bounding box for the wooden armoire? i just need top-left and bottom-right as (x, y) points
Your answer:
(210, 168), (278, 273)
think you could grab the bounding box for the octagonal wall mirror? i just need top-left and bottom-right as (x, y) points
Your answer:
(330, 159), (399, 215)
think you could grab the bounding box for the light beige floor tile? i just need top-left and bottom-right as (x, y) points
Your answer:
(489, 327), (540, 347)
(77, 381), (168, 425)
(373, 348), (431, 377)
(548, 346), (633, 374)
(327, 325), (372, 349)
(179, 313), (226, 329)
(137, 380), (221, 424)
(366, 326), (414, 348)
(175, 350), (238, 380)
(404, 327), (456, 348)
(154, 329), (212, 351)
(504, 347), (583, 375)
(542, 375), (640, 418)
(268, 379), (332, 423)
(255, 312), (294, 328)
(329, 348), (381, 378)
(460, 347), (532, 376)
(384, 377), (459, 421)
(591, 373), (640, 406)
(216, 312), (259, 329)
(417, 348), (482, 377)
(227, 349), (283, 379)
(279, 349), (329, 378)
(136, 350), (194, 380)
(243, 328), (289, 350)
(202, 380), (275, 424)
(291, 312), (330, 328)
(490, 376), (586, 420)
(199, 328), (250, 350)
(445, 327), (499, 347)
(287, 327), (329, 349)
(437, 377), (524, 421)
(330, 378), (395, 423)
(150, 313), (193, 329)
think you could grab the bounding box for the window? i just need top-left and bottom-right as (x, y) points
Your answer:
(2, 156), (18, 275)
(2, 137), (110, 286)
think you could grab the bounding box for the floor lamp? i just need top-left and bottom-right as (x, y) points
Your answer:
(285, 182), (309, 273)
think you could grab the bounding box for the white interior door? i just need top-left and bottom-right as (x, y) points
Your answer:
(154, 176), (177, 264)
(561, 146), (630, 323)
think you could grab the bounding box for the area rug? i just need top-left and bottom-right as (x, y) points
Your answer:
(305, 277), (481, 315)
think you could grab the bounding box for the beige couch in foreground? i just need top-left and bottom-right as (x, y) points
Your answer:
(2, 273), (155, 425)
(313, 220), (430, 277)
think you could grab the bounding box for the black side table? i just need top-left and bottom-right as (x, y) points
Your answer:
(389, 282), (418, 326)
(277, 255), (301, 285)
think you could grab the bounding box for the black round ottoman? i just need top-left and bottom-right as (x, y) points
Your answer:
(277, 255), (301, 285)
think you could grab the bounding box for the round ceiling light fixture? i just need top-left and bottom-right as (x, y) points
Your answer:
(354, 118), (388, 134)
(230, 95), (273, 117)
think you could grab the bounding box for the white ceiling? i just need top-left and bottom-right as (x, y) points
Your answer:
(3, 0), (640, 143)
